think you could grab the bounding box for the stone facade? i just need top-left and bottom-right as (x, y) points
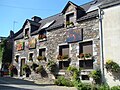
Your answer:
(13, 1), (100, 82)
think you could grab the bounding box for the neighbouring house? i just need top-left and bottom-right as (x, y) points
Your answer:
(100, 0), (120, 86)
(0, 36), (6, 69)
(12, 0), (120, 85)
(0, 31), (14, 74)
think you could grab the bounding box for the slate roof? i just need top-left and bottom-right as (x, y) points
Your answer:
(62, 1), (85, 14)
(14, 29), (23, 40)
(100, 0), (120, 8)
(14, 0), (119, 40)
(14, 19), (40, 40)
(31, 13), (64, 35)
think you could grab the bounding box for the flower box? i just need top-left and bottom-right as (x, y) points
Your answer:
(57, 55), (69, 61)
(77, 53), (92, 60)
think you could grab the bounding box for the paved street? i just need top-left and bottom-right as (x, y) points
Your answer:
(0, 77), (52, 90)
(0, 77), (77, 90)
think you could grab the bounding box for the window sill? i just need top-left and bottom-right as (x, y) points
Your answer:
(78, 57), (93, 60)
(38, 38), (47, 42)
(57, 58), (69, 61)
(66, 25), (75, 29)
(24, 36), (29, 39)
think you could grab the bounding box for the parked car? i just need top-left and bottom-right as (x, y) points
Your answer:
(1, 67), (9, 76)
(0, 70), (4, 77)
(3, 69), (9, 75)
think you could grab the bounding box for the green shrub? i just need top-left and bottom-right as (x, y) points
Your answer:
(99, 84), (110, 90)
(72, 80), (82, 88)
(89, 70), (101, 84)
(47, 60), (57, 73)
(67, 66), (80, 80)
(31, 63), (38, 71)
(54, 76), (74, 87)
(36, 65), (48, 77)
(9, 64), (17, 76)
(36, 65), (44, 74)
(23, 64), (30, 73)
(105, 60), (120, 72)
(111, 86), (120, 90)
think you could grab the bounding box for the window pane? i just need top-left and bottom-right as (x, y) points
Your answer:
(85, 60), (93, 69)
(63, 61), (69, 67)
(80, 41), (92, 55)
(59, 61), (62, 69)
(59, 61), (69, 69)
(39, 48), (45, 56)
(59, 45), (69, 56)
(81, 75), (89, 80)
(79, 60), (93, 69)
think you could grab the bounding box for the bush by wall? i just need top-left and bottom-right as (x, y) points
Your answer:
(54, 76), (74, 87)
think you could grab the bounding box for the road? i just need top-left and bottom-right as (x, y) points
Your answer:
(0, 77), (51, 90)
(0, 77), (77, 90)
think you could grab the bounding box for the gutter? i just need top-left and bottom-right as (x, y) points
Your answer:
(98, 6), (105, 83)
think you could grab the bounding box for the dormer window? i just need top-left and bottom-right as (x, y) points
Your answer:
(25, 28), (29, 38)
(66, 13), (74, 28)
(38, 30), (47, 41)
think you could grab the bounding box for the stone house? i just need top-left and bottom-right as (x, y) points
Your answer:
(13, 0), (120, 85)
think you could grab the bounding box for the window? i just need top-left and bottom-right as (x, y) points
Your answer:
(15, 55), (19, 63)
(66, 13), (74, 27)
(59, 61), (70, 70)
(38, 48), (46, 60)
(66, 13), (74, 23)
(38, 30), (47, 40)
(81, 75), (89, 80)
(79, 41), (93, 69)
(58, 45), (70, 69)
(59, 45), (69, 56)
(79, 60), (93, 69)
(79, 41), (93, 55)
(29, 53), (33, 61)
(39, 48), (45, 56)
(25, 28), (29, 38)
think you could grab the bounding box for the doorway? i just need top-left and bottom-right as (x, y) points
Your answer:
(20, 58), (25, 76)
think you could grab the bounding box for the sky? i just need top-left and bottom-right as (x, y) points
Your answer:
(0, 0), (92, 37)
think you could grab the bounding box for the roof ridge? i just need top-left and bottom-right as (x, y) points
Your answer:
(80, 0), (93, 7)
(40, 13), (62, 22)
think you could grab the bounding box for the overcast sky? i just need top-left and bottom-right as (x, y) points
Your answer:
(0, 0), (92, 37)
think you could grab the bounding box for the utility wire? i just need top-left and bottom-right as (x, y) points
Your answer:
(0, 4), (57, 11)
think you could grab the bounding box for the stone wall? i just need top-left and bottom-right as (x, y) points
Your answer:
(13, 17), (100, 80)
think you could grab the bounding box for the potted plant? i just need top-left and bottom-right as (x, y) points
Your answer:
(66, 21), (74, 28)
(38, 34), (47, 40)
(37, 56), (46, 61)
(77, 53), (84, 60)
(31, 63), (38, 71)
(57, 55), (69, 61)
(105, 60), (120, 73)
(15, 58), (18, 63)
(9, 64), (15, 77)
(47, 60), (57, 74)
(89, 70), (101, 84)
(84, 53), (92, 60)
(35, 65), (47, 77)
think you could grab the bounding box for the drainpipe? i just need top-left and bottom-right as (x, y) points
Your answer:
(98, 6), (105, 83)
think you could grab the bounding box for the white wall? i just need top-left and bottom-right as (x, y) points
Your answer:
(102, 5), (120, 86)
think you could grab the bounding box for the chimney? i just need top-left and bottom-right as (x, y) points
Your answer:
(31, 16), (42, 22)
